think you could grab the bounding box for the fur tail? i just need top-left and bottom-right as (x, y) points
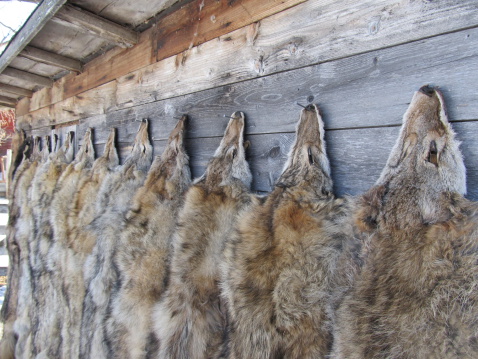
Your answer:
(0, 326), (17, 359)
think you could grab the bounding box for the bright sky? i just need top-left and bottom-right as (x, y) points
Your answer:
(0, 0), (39, 55)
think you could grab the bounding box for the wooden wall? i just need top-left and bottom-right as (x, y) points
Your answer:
(17, 0), (478, 199)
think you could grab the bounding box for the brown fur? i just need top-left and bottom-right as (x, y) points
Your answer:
(49, 129), (96, 359)
(13, 136), (44, 358)
(221, 105), (354, 358)
(332, 87), (478, 358)
(0, 131), (28, 359)
(154, 112), (253, 359)
(30, 133), (75, 358)
(105, 116), (191, 359)
(81, 120), (153, 359)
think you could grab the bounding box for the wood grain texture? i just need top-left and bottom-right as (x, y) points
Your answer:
(150, 0), (306, 62)
(54, 4), (139, 47)
(20, 46), (83, 72)
(0, 0), (67, 73)
(2, 67), (53, 88)
(29, 19), (110, 60)
(61, 27), (478, 144)
(26, 81), (117, 129)
(9, 57), (64, 77)
(70, 0), (181, 28)
(114, 0), (478, 107)
(0, 83), (33, 98)
(28, 0), (303, 112)
(0, 95), (17, 106)
(85, 120), (478, 201)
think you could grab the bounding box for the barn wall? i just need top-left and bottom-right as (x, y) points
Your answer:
(17, 0), (478, 199)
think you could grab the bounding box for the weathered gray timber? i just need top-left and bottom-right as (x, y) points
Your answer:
(26, 2), (478, 202)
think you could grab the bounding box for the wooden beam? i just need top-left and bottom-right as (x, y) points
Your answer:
(2, 67), (53, 88)
(19, 46), (82, 72)
(38, 0), (305, 110)
(29, 0), (478, 115)
(0, 102), (15, 108)
(0, 83), (33, 97)
(0, 0), (67, 73)
(54, 5), (139, 48)
(0, 95), (17, 106)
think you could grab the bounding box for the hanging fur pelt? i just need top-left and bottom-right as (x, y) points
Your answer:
(105, 115), (191, 359)
(80, 120), (153, 359)
(154, 112), (254, 359)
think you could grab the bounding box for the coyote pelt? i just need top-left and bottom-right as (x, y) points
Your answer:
(221, 105), (355, 358)
(81, 120), (152, 359)
(106, 116), (191, 359)
(0, 131), (29, 359)
(30, 133), (75, 358)
(13, 137), (44, 359)
(48, 129), (95, 359)
(154, 112), (253, 359)
(332, 86), (478, 358)
(72, 128), (118, 255)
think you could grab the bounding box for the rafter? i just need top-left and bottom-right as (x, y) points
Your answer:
(2, 67), (53, 88)
(0, 95), (17, 106)
(54, 5), (138, 48)
(0, 83), (33, 97)
(19, 46), (82, 72)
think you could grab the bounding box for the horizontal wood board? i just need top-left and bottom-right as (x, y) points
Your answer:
(26, 0), (478, 114)
(20, 0), (478, 202)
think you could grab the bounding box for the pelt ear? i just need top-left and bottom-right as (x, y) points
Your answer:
(355, 185), (388, 232)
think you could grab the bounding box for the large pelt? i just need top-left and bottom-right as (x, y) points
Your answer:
(49, 129), (96, 359)
(332, 86), (478, 358)
(105, 116), (191, 359)
(80, 120), (152, 359)
(0, 131), (30, 359)
(221, 105), (355, 358)
(29, 133), (74, 358)
(154, 112), (253, 359)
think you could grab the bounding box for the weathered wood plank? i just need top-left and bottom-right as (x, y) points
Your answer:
(0, 102), (15, 108)
(57, 32), (152, 110)
(19, 46), (83, 72)
(3, 67), (53, 88)
(0, 95), (17, 106)
(0, 0), (67, 73)
(29, 19), (111, 60)
(0, 83), (33, 98)
(150, 0), (306, 62)
(29, 81), (117, 128)
(0, 75), (37, 91)
(115, 0), (478, 108)
(18, 0), (478, 115)
(54, 4), (139, 48)
(86, 120), (478, 201)
(66, 27), (478, 144)
(53, 0), (304, 107)
(9, 56), (64, 77)
(69, 0), (181, 28)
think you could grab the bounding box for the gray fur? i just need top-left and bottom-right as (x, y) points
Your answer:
(154, 112), (253, 359)
(105, 116), (191, 359)
(81, 120), (153, 359)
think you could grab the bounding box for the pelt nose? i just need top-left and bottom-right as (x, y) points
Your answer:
(419, 85), (435, 97)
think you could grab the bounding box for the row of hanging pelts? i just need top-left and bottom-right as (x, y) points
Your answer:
(1, 85), (478, 359)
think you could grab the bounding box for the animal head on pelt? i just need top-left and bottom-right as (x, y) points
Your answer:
(151, 114), (191, 197)
(357, 85), (466, 232)
(277, 104), (333, 197)
(201, 111), (252, 191)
